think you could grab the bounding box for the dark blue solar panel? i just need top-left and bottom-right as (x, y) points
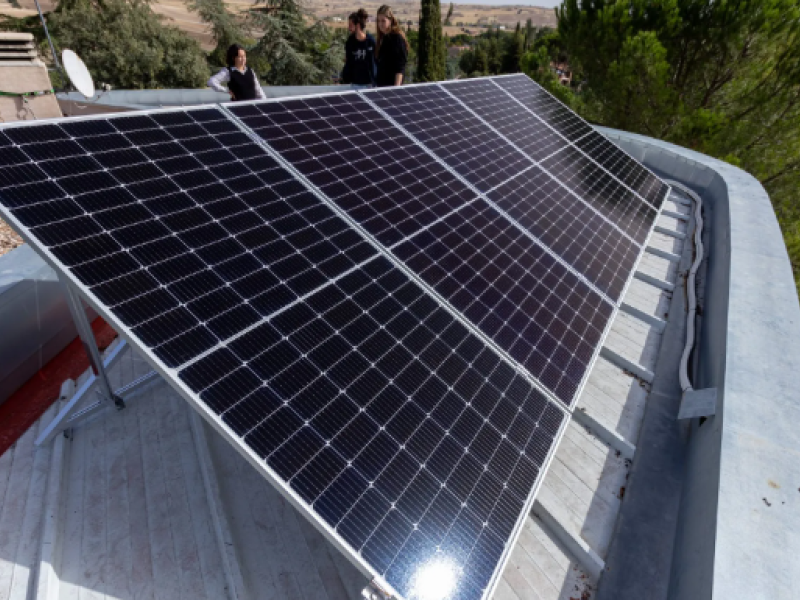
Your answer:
(178, 255), (566, 600)
(574, 130), (669, 209)
(0, 104), (573, 600)
(228, 94), (477, 246)
(0, 77), (666, 600)
(493, 74), (594, 141)
(0, 109), (377, 368)
(485, 165), (642, 302)
(441, 79), (570, 161)
(540, 146), (657, 245)
(364, 85), (532, 192)
(389, 199), (613, 405)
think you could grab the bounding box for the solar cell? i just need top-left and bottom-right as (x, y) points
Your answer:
(391, 199), (614, 406)
(364, 85), (532, 191)
(441, 79), (570, 161)
(179, 255), (567, 600)
(485, 166), (642, 302)
(541, 146), (657, 244)
(493, 74), (594, 141)
(227, 94), (478, 246)
(575, 130), (669, 209)
(0, 108), (378, 367)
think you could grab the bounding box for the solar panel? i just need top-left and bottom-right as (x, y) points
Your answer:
(441, 79), (570, 162)
(0, 105), (570, 600)
(485, 165), (642, 302)
(180, 255), (567, 600)
(231, 96), (617, 407)
(574, 130), (669, 209)
(0, 109), (378, 367)
(540, 145), (657, 245)
(391, 199), (614, 405)
(364, 85), (532, 191)
(493, 74), (594, 141)
(0, 76), (668, 600)
(227, 93), (477, 246)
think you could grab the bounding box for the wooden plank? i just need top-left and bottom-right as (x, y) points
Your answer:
(206, 431), (280, 599)
(59, 402), (85, 600)
(507, 525), (561, 598)
(35, 401), (68, 600)
(7, 404), (53, 600)
(103, 371), (134, 600)
(79, 390), (108, 600)
(171, 397), (230, 600)
(270, 485), (331, 600)
(493, 576), (524, 600)
(502, 544), (548, 600)
(122, 387), (156, 600)
(0, 412), (38, 599)
(293, 512), (351, 600)
(138, 382), (181, 600)
(154, 391), (207, 599)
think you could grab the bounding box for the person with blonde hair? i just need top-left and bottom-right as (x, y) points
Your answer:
(340, 8), (377, 87)
(375, 5), (408, 87)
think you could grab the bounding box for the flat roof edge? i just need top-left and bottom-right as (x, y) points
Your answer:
(600, 128), (800, 600)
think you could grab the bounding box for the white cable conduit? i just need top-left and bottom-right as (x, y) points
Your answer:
(663, 179), (704, 393)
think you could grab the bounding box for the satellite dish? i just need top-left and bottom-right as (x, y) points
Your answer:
(62, 49), (95, 99)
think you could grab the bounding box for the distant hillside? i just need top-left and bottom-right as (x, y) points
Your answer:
(0, 0), (556, 50)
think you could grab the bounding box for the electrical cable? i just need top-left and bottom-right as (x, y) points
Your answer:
(663, 179), (704, 393)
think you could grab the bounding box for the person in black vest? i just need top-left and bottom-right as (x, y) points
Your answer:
(340, 9), (376, 87)
(207, 44), (267, 101)
(375, 5), (408, 87)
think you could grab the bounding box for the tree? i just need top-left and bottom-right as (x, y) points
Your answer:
(187, 0), (245, 68)
(524, 18), (534, 51)
(44, 0), (208, 89)
(237, 0), (344, 85)
(503, 22), (524, 73)
(416, 0), (446, 81)
(557, 0), (800, 291)
(444, 2), (454, 26)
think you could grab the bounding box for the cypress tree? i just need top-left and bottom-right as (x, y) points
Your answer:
(416, 0), (446, 81)
(524, 18), (534, 51)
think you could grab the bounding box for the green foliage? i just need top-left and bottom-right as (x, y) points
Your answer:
(187, 0), (245, 68)
(524, 18), (534, 51)
(457, 22), (556, 79)
(45, 0), (209, 89)
(417, 0), (446, 81)
(444, 2), (454, 27)
(557, 0), (800, 292)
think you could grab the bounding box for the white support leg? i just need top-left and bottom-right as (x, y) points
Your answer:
(59, 274), (123, 409)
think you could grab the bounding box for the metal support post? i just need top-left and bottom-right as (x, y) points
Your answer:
(35, 340), (160, 446)
(59, 274), (124, 410)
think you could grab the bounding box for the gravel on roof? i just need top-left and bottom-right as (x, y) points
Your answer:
(0, 218), (23, 256)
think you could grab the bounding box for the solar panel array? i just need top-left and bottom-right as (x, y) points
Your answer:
(0, 74), (668, 600)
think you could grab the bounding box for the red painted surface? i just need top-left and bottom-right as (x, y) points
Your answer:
(0, 317), (117, 457)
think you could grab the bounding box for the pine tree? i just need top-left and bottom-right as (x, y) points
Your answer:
(416, 0), (446, 81)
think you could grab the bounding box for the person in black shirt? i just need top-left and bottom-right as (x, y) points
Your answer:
(207, 44), (266, 102)
(375, 5), (408, 87)
(340, 9), (376, 86)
